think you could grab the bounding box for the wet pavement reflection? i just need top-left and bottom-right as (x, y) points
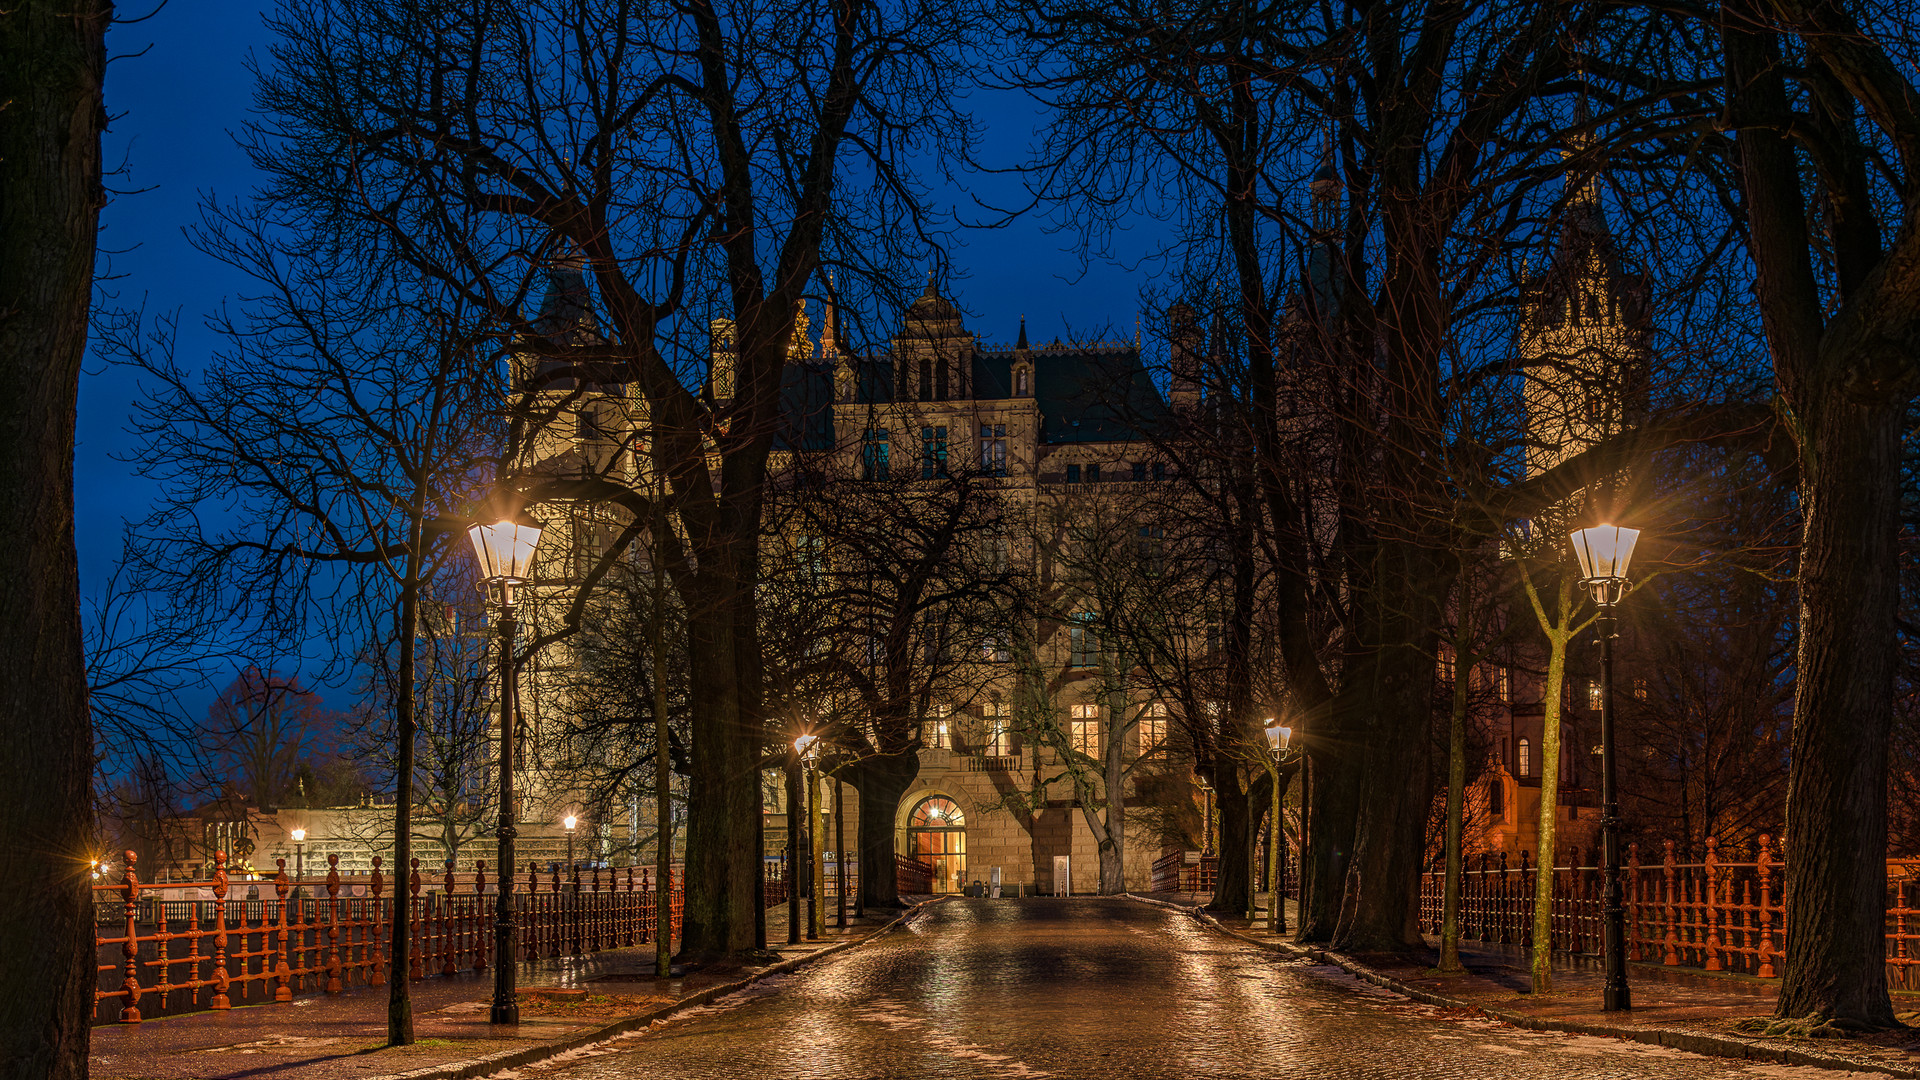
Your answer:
(524, 899), (1821, 1079)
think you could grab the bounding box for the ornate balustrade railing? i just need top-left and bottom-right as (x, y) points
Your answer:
(93, 850), (688, 1024)
(1418, 836), (1920, 989)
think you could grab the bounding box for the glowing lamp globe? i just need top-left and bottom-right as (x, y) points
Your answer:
(467, 519), (544, 582)
(1569, 524), (1641, 606)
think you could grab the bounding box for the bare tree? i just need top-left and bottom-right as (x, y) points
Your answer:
(0, 0), (108, 1072)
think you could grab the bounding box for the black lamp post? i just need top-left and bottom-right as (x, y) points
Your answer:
(795, 734), (821, 941)
(1571, 523), (1640, 1014)
(1262, 721), (1294, 934)
(469, 516), (544, 1026)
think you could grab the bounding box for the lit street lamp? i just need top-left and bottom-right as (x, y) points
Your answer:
(795, 734), (821, 941)
(564, 814), (577, 874)
(1262, 720), (1295, 934)
(469, 515), (544, 1026)
(291, 828), (306, 885)
(1571, 523), (1640, 1013)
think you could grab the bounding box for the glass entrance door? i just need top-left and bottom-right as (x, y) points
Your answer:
(907, 796), (967, 894)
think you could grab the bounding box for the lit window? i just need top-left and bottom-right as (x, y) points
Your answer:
(979, 423), (1007, 476)
(982, 635), (1010, 663)
(1518, 739), (1531, 777)
(1633, 677), (1648, 701)
(984, 702), (1013, 755)
(1587, 679), (1603, 709)
(1070, 703), (1100, 756)
(1497, 667), (1511, 702)
(923, 703), (952, 749)
(1138, 702), (1167, 757)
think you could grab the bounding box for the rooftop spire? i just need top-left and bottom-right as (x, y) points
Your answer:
(1016, 314), (1028, 350)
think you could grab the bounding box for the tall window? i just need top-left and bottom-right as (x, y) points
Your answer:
(1497, 666), (1512, 702)
(924, 703), (952, 749)
(920, 426), (948, 479)
(1152, 461), (1167, 481)
(1069, 613), (1100, 668)
(979, 423), (1007, 476)
(1132, 461), (1147, 482)
(1065, 463), (1081, 484)
(981, 634), (1010, 663)
(1518, 738), (1531, 777)
(984, 702), (1013, 755)
(1138, 702), (1167, 757)
(1070, 703), (1100, 756)
(1136, 524), (1164, 575)
(1086, 464), (1101, 484)
(861, 428), (890, 481)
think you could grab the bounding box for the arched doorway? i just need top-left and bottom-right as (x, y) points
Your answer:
(907, 796), (967, 894)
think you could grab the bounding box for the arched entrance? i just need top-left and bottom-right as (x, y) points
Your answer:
(907, 795), (967, 894)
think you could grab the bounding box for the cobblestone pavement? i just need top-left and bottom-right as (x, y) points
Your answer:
(521, 899), (1862, 1080)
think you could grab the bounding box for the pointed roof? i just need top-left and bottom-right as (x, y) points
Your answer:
(1016, 314), (1029, 351)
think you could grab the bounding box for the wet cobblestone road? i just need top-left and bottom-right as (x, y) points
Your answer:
(522, 899), (1846, 1079)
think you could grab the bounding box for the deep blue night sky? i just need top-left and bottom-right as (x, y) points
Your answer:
(86, 1), (1165, 708)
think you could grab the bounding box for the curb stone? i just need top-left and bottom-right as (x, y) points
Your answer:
(1122, 892), (1917, 1079)
(370, 896), (948, 1080)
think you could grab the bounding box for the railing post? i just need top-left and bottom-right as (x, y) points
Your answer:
(408, 859), (424, 981)
(474, 861), (489, 974)
(1518, 850), (1532, 949)
(273, 859), (293, 1003)
(1627, 842), (1642, 962)
(120, 851), (143, 1022)
(210, 851), (231, 1010)
(571, 862), (583, 956)
(442, 860), (458, 977)
(1756, 834), (1776, 978)
(1662, 839), (1679, 965)
(326, 856), (343, 993)
(1703, 837), (1722, 971)
(369, 857), (387, 986)
(526, 861), (540, 963)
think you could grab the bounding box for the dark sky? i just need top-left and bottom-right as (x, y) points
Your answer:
(84, 1), (1166, 703)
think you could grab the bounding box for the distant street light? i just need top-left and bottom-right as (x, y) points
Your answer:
(291, 828), (306, 884)
(564, 814), (578, 874)
(469, 515), (545, 1026)
(1571, 523), (1640, 1014)
(1262, 720), (1295, 934)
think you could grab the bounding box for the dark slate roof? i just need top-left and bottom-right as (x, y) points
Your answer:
(1026, 344), (1170, 443)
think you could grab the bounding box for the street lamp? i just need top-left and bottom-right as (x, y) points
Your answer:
(290, 828), (306, 885)
(564, 814), (578, 874)
(469, 515), (544, 1026)
(1571, 523), (1639, 1014)
(1195, 773), (1214, 857)
(794, 735), (822, 941)
(1262, 720), (1294, 934)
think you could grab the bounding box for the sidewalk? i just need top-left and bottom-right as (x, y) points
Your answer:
(1134, 890), (1920, 1078)
(91, 899), (930, 1080)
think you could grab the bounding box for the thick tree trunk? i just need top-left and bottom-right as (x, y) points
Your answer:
(1775, 400), (1901, 1026)
(849, 751), (918, 910)
(0, 1), (105, 1076)
(678, 585), (758, 961)
(1298, 712), (1361, 942)
(1333, 544), (1441, 953)
(1204, 769), (1251, 915)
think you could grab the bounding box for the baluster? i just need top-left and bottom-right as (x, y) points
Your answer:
(1625, 843), (1640, 961)
(1755, 835), (1776, 978)
(368, 858), (387, 986)
(440, 860), (457, 977)
(408, 859), (424, 981)
(1662, 839), (1680, 965)
(322, 856), (343, 993)
(119, 851), (143, 1022)
(1518, 850), (1533, 949)
(1703, 838), (1722, 971)
(209, 852), (231, 1009)
(272, 859), (293, 1003)
(527, 861), (541, 963)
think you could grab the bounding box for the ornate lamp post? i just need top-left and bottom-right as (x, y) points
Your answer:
(1262, 720), (1294, 933)
(468, 515), (544, 1026)
(1571, 523), (1640, 1013)
(564, 814), (577, 874)
(290, 828), (306, 884)
(794, 734), (821, 941)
